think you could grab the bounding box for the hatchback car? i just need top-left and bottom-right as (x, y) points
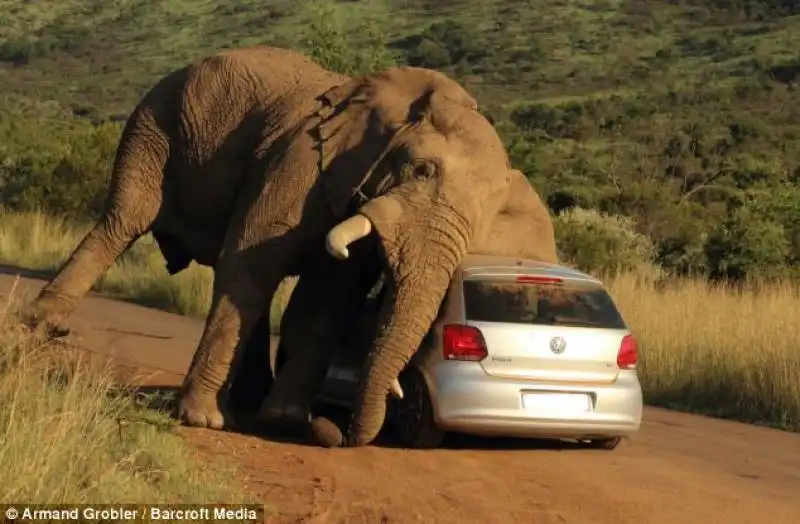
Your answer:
(316, 254), (643, 449)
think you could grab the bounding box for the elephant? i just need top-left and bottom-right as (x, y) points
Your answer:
(19, 45), (556, 446)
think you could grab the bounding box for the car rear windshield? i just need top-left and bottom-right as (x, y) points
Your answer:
(462, 279), (626, 329)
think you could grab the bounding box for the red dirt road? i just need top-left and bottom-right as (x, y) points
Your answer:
(2, 272), (799, 524)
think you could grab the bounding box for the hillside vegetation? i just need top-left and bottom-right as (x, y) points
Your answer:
(2, 0), (800, 279)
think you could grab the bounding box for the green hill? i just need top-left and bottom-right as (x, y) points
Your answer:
(1, 0), (799, 279)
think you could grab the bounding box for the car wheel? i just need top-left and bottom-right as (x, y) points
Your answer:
(388, 367), (445, 449)
(583, 437), (622, 450)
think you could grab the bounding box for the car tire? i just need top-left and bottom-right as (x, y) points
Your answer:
(388, 367), (446, 449)
(583, 437), (622, 450)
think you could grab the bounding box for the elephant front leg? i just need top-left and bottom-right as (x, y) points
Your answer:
(178, 268), (279, 430)
(257, 274), (342, 430)
(259, 242), (382, 432)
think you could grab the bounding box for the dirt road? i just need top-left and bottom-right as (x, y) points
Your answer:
(2, 270), (799, 524)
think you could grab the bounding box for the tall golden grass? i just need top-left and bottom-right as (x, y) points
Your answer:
(0, 210), (797, 430)
(0, 282), (250, 503)
(610, 274), (800, 429)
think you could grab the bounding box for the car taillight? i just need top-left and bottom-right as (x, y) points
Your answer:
(443, 324), (488, 361)
(617, 334), (638, 370)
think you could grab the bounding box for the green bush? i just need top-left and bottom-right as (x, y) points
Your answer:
(296, 0), (398, 76)
(0, 115), (121, 220)
(406, 38), (452, 68)
(745, 184), (800, 264)
(390, 18), (488, 71)
(705, 184), (800, 280)
(0, 38), (57, 66)
(705, 211), (790, 281)
(510, 102), (587, 140)
(554, 207), (659, 276)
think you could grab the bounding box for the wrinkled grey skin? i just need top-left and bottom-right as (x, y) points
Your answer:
(21, 46), (556, 446)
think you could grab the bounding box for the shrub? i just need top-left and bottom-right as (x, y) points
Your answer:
(0, 115), (121, 220)
(554, 207), (659, 276)
(744, 184), (800, 264)
(296, 0), (398, 76)
(510, 102), (587, 140)
(705, 212), (789, 280)
(705, 185), (800, 280)
(390, 18), (488, 70)
(405, 37), (452, 68)
(0, 38), (56, 66)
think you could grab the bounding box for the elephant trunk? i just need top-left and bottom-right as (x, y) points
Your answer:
(345, 211), (468, 446)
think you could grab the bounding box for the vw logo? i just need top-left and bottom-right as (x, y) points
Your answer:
(549, 336), (567, 354)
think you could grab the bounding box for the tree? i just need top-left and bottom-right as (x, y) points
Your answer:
(704, 185), (800, 281)
(296, 1), (398, 76)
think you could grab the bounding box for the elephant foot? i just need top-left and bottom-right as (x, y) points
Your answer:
(18, 295), (73, 339)
(257, 403), (308, 425)
(176, 389), (231, 430)
(256, 402), (314, 437)
(310, 416), (345, 448)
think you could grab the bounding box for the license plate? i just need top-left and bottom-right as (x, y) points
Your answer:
(521, 392), (592, 414)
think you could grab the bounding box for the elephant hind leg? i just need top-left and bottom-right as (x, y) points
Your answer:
(22, 119), (168, 335)
(23, 203), (160, 336)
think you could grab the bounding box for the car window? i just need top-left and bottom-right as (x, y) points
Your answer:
(462, 279), (626, 329)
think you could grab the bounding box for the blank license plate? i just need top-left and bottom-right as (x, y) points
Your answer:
(521, 392), (592, 414)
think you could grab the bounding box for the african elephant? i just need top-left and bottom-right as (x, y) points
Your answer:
(21, 45), (555, 442)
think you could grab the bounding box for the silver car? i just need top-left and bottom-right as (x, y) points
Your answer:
(317, 254), (643, 449)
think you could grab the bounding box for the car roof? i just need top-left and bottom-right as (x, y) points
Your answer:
(458, 254), (603, 285)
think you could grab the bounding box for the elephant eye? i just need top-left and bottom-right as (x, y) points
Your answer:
(409, 160), (438, 181)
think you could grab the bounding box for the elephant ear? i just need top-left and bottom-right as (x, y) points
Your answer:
(315, 77), (396, 218)
(314, 68), (480, 217)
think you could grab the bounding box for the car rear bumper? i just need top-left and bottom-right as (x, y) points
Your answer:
(421, 361), (643, 440)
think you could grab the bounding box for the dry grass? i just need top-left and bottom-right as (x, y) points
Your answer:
(0, 282), (251, 504)
(0, 211), (797, 431)
(0, 210), (296, 333)
(610, 273), (800, 430)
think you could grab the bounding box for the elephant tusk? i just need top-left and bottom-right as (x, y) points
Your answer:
(325, 214), (373, 260)
(390, 378), (404, 399)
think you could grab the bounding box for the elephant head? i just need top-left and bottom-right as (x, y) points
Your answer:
(311, 67), (532, 446)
